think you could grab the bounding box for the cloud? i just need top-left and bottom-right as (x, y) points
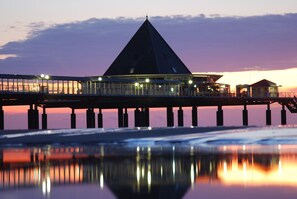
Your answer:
(0, 14), (297, 75)
(0, 54), (17, 60)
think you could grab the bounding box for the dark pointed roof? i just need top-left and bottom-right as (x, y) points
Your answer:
(251, 79), (277, 87)
(104, 19), (191, 76)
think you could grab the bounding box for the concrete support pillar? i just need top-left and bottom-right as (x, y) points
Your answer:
(178, 107), (184, 127)
(28, 104), (39, 129)
(28, 105), (33, 129)
(145, 108), (150, 127)
(216, 106), (224, 126)
(134, 108), (141, 127)
(266, 104), (272, 126)
(281, 104), (287, 125)
(0, 105), (4, 130)
(34, 104), (39, 129)
(118, 108), (124, 128)
(86, 108), (95, 128)
(98, 109), (103, 128)
(140, 108), (144, 127)
(166, 107), (174, 127)
(123, 108), (129, 127)
(140, 108), (150, 127)
(71, 108), (76, 129)
(192, 106), (198, 127)
(42, 107), (47, 130)
(242, 105), (248, 126)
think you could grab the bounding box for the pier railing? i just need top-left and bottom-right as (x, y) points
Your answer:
(0, 76), (231, 97)
(0, 75), (295, 98)
(278, 92), (297, 98)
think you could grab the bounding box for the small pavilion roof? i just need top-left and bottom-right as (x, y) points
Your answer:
(104, 19), (191, 76)
(251, 79), (277, 87)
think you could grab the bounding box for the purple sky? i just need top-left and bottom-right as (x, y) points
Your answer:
(1, 14), (297, 75)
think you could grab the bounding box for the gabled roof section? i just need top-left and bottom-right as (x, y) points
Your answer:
(251, 79), (277, 87)
(104, 19), (191, 76)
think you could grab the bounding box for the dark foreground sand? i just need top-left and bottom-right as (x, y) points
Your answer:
(0, 126), (249, 145)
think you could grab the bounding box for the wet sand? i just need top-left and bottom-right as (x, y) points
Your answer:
(0, 126), (249, 145)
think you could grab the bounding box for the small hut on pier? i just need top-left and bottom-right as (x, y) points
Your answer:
(250, 79), (279, 97)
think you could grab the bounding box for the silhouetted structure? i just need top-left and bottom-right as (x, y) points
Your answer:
(104, 19), (191, 76)
(0, 18), (296, 130)
(251, 79), (279, 97)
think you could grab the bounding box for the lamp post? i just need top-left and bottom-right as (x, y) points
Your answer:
(40, 74), (50, 93)
(145, 78), (150, 95)
(188, 80), (193, 96)
(134, 82), (139, 95)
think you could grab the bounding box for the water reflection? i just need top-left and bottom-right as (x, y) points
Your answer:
(1, 145), (297, 198)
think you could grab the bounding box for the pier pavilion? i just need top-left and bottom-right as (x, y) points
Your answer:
(0, 19), (296, 130)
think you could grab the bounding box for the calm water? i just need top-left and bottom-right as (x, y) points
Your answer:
(1, 143), (297, 199)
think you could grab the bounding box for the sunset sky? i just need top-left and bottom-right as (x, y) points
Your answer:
(1, 0), (297, 45)
(0, 0), (297, 128)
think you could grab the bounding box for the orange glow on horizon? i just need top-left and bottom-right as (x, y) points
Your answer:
(194, 68), (297, 93)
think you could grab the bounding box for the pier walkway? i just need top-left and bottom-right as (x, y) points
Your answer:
(0, 74), (296, 130)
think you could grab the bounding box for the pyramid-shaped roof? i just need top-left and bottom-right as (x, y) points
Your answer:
(251, 79), (277, 87)
(104, 19), (191, 76)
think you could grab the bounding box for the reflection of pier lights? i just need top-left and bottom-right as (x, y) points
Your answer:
(0, 159), (83, 190)
(147, 146), (152, 192)
(42, 176), (51, 196)
(1, 149), (201, 198)
(147, 163), (151, 192)
(172, 146), (176, 181)
(190, 163), (194, 188)
(136, 146), (140, 191)
(6, 146), (297, 197)
(100, 171), (104, 189)
(189, 147), (197, 189)
(135, 146), (153, 192)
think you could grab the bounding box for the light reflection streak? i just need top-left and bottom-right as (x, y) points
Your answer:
(190, 146), (194, 156)
(223, 161), (227, 173)
(142, 167), (145, 178)
(147, 170), (151, 188)
(172, 159), (176, 177)
(136, 165), (140, 183)
(243, 162), (247, 181)
(278, 160), (282, 176)
(190, 163), (194, 188)
(100, 172), (104, 189)
(42, 176), (51, 195)
(242, 145), (246, 151)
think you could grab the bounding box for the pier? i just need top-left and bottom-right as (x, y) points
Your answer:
(0, 19), (296, 130)
(0, 81), (296, 130)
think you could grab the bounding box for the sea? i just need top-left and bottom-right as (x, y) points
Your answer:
(1, 126), (297, 199)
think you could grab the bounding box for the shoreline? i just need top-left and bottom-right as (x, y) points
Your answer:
(0, 126), (250, 145)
